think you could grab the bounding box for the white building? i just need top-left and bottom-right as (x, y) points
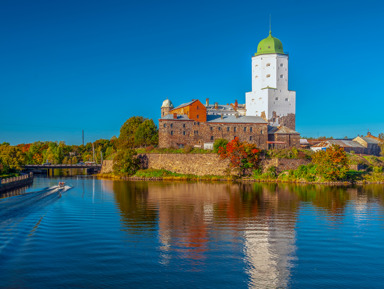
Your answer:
(246, 31), (296, 130)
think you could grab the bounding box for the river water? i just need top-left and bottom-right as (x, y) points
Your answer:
(1, 177), (384, 288)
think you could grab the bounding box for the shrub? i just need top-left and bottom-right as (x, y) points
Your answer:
(113, 149), (140, 176)
(218, 137), (260, 176)
(312, 145), (349, 181)
(183, 145), (193, 153)
(213, 139), (229, 153)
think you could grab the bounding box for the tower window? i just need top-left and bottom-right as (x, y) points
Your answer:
(197, 115), (199, 119)
(280, 75), (284, 78)
(171, 131), (173, 135)
(266, 74), (271, 78)
(280, 63), (283, 67)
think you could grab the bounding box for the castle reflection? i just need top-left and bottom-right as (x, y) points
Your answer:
(111, 181), (383, 288)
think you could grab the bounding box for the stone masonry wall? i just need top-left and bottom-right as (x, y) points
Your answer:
(139, 154), (230, 176)
(101, 155), (310, 176)
(260, 158), (311, 174)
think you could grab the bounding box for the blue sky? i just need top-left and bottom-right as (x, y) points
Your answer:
(1, 0), (383, 145)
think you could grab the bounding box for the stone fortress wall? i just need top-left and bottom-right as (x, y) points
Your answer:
(101, 155), (309, 176)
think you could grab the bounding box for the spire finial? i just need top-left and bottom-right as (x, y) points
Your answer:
(269, 14), (271, 35)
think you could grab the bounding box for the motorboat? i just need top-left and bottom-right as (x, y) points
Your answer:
(58, 182), (65, 188)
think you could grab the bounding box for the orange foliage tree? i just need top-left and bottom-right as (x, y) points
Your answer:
(312, 145), (349, 181)
(218, 137), (260, 175)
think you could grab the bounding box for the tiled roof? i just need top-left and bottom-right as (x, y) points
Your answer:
(160, 114), (191, 121)
(171, 100), (197, 110)
(312, 140), (365, 148)
(358, 136), (381, 144)
(206, 115), (267, 124)
(268, 126), (299, 134)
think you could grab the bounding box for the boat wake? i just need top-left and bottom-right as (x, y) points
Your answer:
(0, 185), (72, 256)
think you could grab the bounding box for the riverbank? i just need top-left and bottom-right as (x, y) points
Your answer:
(0, 173), (34, 193)
(97, 169), (384, 185)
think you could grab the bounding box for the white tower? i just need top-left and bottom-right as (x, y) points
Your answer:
(246, 31), (296, 130)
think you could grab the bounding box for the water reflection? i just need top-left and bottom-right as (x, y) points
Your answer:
(110, 181), (384, 288)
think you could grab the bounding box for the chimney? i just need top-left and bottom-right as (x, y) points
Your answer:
(235, 99), (238, 108)
(221, 113), (223, 119)
(214, 102), (218, 109)
(206, 98), (209, 107)
(173, 113), (177, 119)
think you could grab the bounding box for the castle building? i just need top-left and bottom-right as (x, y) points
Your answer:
(245, 31), (296, 130)
(159, 30), (299, 149)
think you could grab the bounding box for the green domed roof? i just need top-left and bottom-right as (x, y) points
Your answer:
(255, 31), (285, 56)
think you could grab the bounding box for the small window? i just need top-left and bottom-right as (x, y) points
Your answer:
(183, 131), (186, 135)
(244, 127), (246, 132)
(163, 124), (166, 128)
(210, 127), (213, 131)
(197, 106), (199, 110)
(266, 63), (270, 67)
(218, 127), (221, 131)
(171, 131), (173, 135)
(275, 97), (278, 100)
(197, 115), (199, 119)
(233, 136), (236, 139)
(250, 136), (252, 141)
(250, 127), (253, 132)
(170, 124), (173, 128)
(261, 130), (263, 134)
(183, 124), (186, 128)
(210, 136), (214, 140)
(266, 74), (271, 78)
(285, 98), (288, 101)
(198, 122), (200, 126)
(234, 127), (236, 132)
(227, 127), (230, 132)
(280, 63), (283, 67)
(280, 75), (283, 78)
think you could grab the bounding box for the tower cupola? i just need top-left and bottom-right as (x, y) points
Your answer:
(255, 31), (285, 56)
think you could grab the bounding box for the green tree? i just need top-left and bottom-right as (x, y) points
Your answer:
(134, 119), (158, 147)
(118, 116), (144, 148)
(213, 138), (229, 153)
(113, 149), (140, 176)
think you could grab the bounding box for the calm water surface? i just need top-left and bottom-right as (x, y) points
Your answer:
(1, 177), (384, 288)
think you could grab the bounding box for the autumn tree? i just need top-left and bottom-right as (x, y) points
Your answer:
(218, 137), (260, 176)
(0, 144), (26, 173)
(312, 145), (349, 181)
